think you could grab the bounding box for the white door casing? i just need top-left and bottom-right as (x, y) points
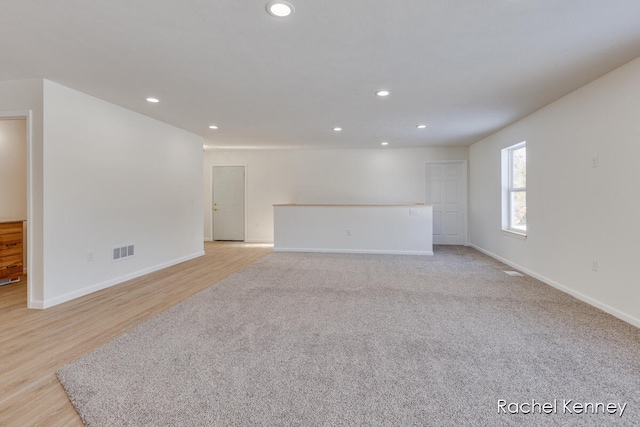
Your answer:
(212, 166), (245, 241)
(425, 161), (467, 245)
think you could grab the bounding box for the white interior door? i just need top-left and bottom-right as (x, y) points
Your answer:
(425, 161), (467, 245)
(212, 166), (245, 241)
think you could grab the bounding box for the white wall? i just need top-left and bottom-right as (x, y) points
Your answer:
(274, 204), (433, 255)
(469, 56), (640, 327)
(203, 147), (469, 242)
(38, 81), (204, 307)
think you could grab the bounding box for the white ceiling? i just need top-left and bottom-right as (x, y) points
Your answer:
(2, 1), (640, 149)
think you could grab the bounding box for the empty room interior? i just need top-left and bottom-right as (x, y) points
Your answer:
(1, 1), (640, 425)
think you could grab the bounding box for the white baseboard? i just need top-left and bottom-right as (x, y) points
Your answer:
(205, 238), (272, 243)
(469, 243), (640, 329)
(29, 299), (45, 309)
(273, 247), (433, 256)
(34, 251), (205, 309)
(245, 238), (274, 244)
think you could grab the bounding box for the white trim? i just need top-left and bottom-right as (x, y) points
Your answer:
(35, 251), (205, 309)
(501, 229), (527, 240)
(205, 236), (269, 243)
(273, 247), (433, 256)
(245, 238), (274, 244)
(0, 110), (33, 308)
(29, 299), (45, 310)
(470, 244), (640, 329)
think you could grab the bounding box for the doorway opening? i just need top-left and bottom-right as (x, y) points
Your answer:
(0, 111), (31, 308)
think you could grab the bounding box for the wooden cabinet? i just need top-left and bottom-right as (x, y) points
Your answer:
(0, 221), (24, 284)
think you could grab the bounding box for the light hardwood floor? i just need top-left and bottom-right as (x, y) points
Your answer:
(0, 242), (272, 426)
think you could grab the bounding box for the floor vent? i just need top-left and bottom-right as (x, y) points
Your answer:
(113, 244), (135, 261)
(504, 270), (523, 277)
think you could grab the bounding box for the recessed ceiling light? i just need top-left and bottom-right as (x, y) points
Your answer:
(416, 124), (427, 129)
(266, 1), (294, 17)
(209, 125), (219, 130)
(375, 90), (390, 97)
(333, 127), (342, 132)
(381, 142), (389, 146)
(145, 97), (159, 103)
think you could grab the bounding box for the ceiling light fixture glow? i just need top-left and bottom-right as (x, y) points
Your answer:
(267, 1), (294, 17)
(333, 127), (342, 132)
(416, 124), (427, 129)
(209, 125), (219, 130)
(381, 142), (389, 146)
(375, 90), (390, 97)
(145, 97), (160, 103)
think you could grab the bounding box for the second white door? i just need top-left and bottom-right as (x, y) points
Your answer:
(425, 161), (467, 245)
(213, 166), (245, 241)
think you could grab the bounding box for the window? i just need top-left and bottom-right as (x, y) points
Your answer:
(502, 142), (526, 234)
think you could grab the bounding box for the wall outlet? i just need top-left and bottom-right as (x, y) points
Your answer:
(87, 251), (94, 262)
(591, 259), (598, 271)
(409, 208), (419, 215)
(346, 229), (352, 236)
(592, 156), (599, 168)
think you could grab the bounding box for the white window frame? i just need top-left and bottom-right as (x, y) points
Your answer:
(501, 141), (526, 236)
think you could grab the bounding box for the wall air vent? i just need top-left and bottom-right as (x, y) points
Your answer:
(113, 244), (135, 261)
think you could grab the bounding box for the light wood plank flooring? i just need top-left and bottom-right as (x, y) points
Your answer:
(0, 242), (272, 426)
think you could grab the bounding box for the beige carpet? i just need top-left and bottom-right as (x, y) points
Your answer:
(57, 247), (639, 426)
